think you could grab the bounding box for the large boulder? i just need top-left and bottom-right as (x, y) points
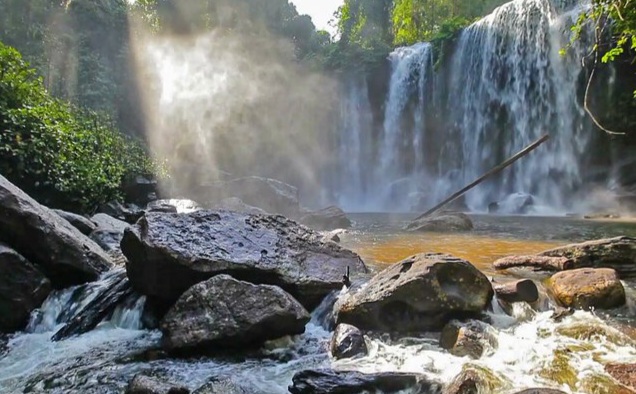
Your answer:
(125, 374), (190, 394)
(539, 237), (636, 277)
(160, 275), (310, 354)
(288, 369), (440, 394)
(405, 212), (473, 232)
(300, 206), (352, 231)
(0, 175), (112, 287)
(548, 268), (626, 310)
(53, 209), (96, 235)
(330, 323), (367, 360)
(0, 244), (51, 332)
(121, 211), (366, 309)
(335, 253), (493, 333)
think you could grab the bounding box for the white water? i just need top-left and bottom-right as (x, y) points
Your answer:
(335, 0), (596, 214)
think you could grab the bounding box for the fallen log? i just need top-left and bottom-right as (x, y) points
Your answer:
(493, 255), (573, 271)
(493, 279), (539, 303)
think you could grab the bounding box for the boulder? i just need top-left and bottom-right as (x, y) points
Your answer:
(122, 211), (366, 309)
(439, 320), (498, 359)
(548, 268), (625, 310)
(98, 200), (144, 224)
(443, 365), (508, 394)
(299, 206), (352, 230)
(210, 197), (267, 215)
(330, 323), (367, 360)
(122, 175), (158, 206)
(0, 174), (112, 287)
(192, 379), (250, 394)
(53, 209), (96, 235)
(335, 253), (493, 333)
(493, 279), (539, 304)
(539, 237), (636, 277)
(0, 244), (51, 332)
(405, 212), (473, 232)
(512, 390), (567, 394)
(90, 214), (130, 261)
(288, 369), (440, 394)
(125, 374), (190, 394)
(160, 275), (310, 354)
(146, 199), (200, 214)
(493, 256), (573, 272)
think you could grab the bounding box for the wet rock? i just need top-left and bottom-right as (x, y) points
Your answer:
(330, 323), (367, 360)
(192, 379), (250, 394)
(512, 390), (567, 394)
(439, 320), (498, 359)
(90, 213), (130, 262)
(160, 275), (310, 354)
(122, 211), (366, 309)
(405, 212), (473, 232)
(493, 255), (573, 272)
(550, 306), (575, 322)
(210, 197), (267, 215)
(0, 174), (113, 288)
(126, 374), (190, 394)
(122, 175), (158, 206)
(53, 209), (96, 235)
(606, 364), (636, 390)
(335, 253), (493, 333)
(539, 237), (636, 277)
(98, 200), (144, 224)
(548, 268), (625, 310)
(493, 279), (539, 303)
(288, 369), (440, 394)
(300, 206), (352, 230)
(443, 365), (508, 394)
(0, 244), (51, 332)
(146, 199), (201, 214)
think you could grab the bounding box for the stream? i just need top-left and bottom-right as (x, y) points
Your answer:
(1, 214), (636, 393)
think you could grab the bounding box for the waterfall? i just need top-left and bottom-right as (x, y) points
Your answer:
(335, 0), (594, 213)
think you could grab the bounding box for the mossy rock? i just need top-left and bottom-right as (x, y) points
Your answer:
(556, 322), (634, 347)
(538, 348), (578, 391)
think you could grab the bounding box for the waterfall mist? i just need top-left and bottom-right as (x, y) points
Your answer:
(129, 6), (339, 206)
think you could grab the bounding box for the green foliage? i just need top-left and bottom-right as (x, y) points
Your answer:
(0, 42), (155, 212)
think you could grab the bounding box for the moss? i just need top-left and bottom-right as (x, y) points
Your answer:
(556, 323), (634, 347)
(539, 348), (578, 390)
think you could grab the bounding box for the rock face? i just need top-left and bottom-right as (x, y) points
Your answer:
(300, 206), (352, 230)
(0, 175), (112, 288)
(539, 237), (636, 277)
(0, 244), (51, 332)
(330, 323), (367, 360)
(53, 209), (96, 235)
(335, 253), (493, 333)
(405, 212), (473, 232)
(122, 211), (366, 309)
(439, 320), (498, 359)
(160, 275), (310, 353)
(548, 268), (626, 310)
(288, 369), (440, 394)
(125, 374), (190, 394)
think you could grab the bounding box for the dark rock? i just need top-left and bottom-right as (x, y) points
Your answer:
(160, 275), (310, 354)
(146, 199), (200, 214)
(192, 379), (250, 394)
(539, 237), (636, 277)
(53, 209), (96, 235)
(122, 211), (366, 309)
(550, 306), (575, 322)
(493, 279), (539, 304)
(98, 200), (144, 224)
(330, 324), (367, 360)
(439, 320), (498, 359)
(493, 193), (535, 214)
(300, 206), (352, 230)
(122, 175), (159, 206)
(487, 202), (500, 213)
(52, 269), (133, 341)
(512, 390), (567, 394)
(288, 369), (440, 394)
(0, 174), (113, 288)
(125, 374), (190, 394)
(548, 268), (625, 310)
(90, 214), (130, 262)
(0, 244), (51, 332)
(210, 197), (267, 215)
(405, 212), (473, 232)
(335, 253), (493, 333)
(493, 255), (573, 272)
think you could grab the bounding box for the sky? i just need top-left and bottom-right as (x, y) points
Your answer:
(291, 0), (343, 35)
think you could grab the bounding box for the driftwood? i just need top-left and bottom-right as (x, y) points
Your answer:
(493, 279), (539, 303)
(414, 134), (550, 221)
(493, 255), (573, 271)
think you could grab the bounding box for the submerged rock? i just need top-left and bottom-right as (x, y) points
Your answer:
(122, 211), (366, 309)
(439, 320), (498, 359)
(548, 268), (625, 310)
(443, 364), (509, 394)
(539, 237), (636, 277)
(405, 212), (473, 232)
(335, 253), (493, 333)
(125, 374), (190, 394)
(288, 369), (440, 394)
(300, 206), (352, 230)
(53, 209), (96, 235)
(0, 174), (112, 288)
(330, 323), (367, 360)
(160, 275), (309, 354)
(0, 244), (51, 333)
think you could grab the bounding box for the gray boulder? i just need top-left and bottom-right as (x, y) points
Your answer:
(0, 175), (112, 287)
(53, 209), (96, 235)
(405, 212), (473, 232)
(121, 211), (366, 309)
(336, 253), (493, 332)
(330, 323), (367, 360)
(300, 206), (352, 230)
(0, 244), (51, 332)
(160, 275), (310, 354)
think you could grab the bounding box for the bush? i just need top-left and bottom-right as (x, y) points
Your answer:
(0, 41), (155, 212)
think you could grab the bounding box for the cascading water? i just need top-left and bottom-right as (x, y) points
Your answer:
(335, 0), (595, 214)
